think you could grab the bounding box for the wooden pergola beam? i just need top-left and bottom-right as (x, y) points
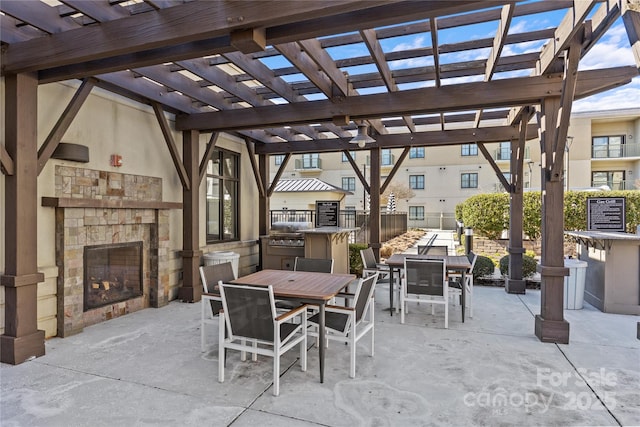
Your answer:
(37, 78), (95, 175)
(152, 102), (191, 190)
(254, 124), (539, 154)
(177, 68), (636, 132)
(0, 144), (15, 176)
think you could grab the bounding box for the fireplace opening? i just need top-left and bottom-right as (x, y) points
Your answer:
(84, 242), (143, 311)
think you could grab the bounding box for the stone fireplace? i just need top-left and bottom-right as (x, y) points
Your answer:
(45, 166), (180, 337)
(84, 242), (143, 311)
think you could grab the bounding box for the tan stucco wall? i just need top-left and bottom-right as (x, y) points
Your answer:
(1, 79), (259, 337)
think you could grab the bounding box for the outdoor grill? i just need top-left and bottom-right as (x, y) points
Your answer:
(267, 222), (313, 247)
(260, 222), (313, 270)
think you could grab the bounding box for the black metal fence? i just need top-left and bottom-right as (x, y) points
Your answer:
(270, 210), (407, 244)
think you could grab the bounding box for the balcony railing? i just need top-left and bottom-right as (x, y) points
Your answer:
(592, 143), (640, 158)
(294, 157), (322, 170)
(591, 180), (637, 190)
(365, 154), (395, 167)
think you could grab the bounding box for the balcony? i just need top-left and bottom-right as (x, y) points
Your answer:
(365, 154), (395, 167)
(592, 142), (640, 159)
(494, 146), (530, 161)
(591, 179), (637, 190)
(294, 157), (322, 170)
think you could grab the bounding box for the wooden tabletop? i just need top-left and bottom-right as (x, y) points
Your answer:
(231, 269), (355, 301)
(385, 253), (471, 270)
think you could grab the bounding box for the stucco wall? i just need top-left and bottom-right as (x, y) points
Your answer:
(1, 80), (259, 337)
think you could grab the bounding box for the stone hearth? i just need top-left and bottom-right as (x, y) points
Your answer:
(49, 166), (177, 337)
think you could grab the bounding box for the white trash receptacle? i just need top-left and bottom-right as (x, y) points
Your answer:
(563, 259), (588, 310)
(203, 251), (239, 278)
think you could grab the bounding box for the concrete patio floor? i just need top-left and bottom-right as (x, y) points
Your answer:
(2, 232), (639, 426)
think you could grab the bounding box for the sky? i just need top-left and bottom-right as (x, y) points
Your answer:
(258, 4), (640, 113)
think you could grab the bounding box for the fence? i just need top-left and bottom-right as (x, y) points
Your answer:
(269, 210), (407, 244)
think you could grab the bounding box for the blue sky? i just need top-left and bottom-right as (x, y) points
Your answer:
(260, 6), (640, 112)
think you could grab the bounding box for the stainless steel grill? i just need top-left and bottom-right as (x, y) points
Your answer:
(267, 222), (312, 247)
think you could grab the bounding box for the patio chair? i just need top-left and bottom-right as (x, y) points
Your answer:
(307, 273), (378, 378)
(448, 251), (477, 318)
(401, 258), (449, 328)
(218, 283), (308, 396)
(417, 245), (449, 255)
(361, 247), (394, 310)
(199, 262), (236, 352)
(293, 257), (334, 273)
(360, 247), (389, 280)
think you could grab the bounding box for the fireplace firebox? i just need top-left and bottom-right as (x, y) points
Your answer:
(84, 242), (143, 311)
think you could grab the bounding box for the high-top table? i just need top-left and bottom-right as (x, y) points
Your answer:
(231, 269), (355, 383)
(385, 254), (472, 322)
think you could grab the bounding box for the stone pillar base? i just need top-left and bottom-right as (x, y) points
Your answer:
(535, 315), (569, 344)
(505, 278), (526, 294)
(0, 330), (45, 365)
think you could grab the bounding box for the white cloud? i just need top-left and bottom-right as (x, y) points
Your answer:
(573, 77), (640, 112)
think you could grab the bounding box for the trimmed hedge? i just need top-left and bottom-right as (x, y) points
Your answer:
(473, 255), (496, 278)
(499, 254), (538, 278)
(457, 190), (640, 239)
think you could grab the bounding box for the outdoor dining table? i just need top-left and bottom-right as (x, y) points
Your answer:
(385, 253), (472, 322)
(230, 269), (355, 383)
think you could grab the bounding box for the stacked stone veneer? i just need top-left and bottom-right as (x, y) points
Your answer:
(54, 166), (171, 337)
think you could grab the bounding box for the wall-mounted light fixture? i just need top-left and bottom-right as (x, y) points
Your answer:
(350, 123), (375, 148)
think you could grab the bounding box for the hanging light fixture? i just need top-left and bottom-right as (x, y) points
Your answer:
(350, 123), (375, 148)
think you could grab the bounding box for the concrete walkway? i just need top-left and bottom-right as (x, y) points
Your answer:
(2, 236), (639, 426)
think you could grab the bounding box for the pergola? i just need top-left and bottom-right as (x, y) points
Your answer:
(2, 0), (640, 364)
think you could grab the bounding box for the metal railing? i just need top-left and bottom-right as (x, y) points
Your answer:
(294, 157), (322, 169)
(592, 143), (640, 158)
(269, 210), (407, 244)
(494, 146), (530, 161)
(591, 179), (637, 190)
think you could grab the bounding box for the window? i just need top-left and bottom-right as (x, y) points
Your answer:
(409, 174), (425, 189)
(496, 142), (510, 160)
(461, 173), (478, 188)
(342, 177), (356, 192)
(342, 151), (355, 162)
(592, 171), (626, 190)
(461, 144), (478, 156)
(592, 136), (624, 158)
(409, 147), (425, 158)
(206, 149), (239, 243)
(301, 153), (320, 168)
(273, 154), (285, 165)
(409, 206), (424, 220)
(381, 149), (394, 166)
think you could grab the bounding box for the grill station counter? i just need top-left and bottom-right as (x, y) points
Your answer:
(260, 222), (358, 273)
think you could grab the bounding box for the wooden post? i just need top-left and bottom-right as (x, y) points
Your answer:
(178, 130), (202, 302)
(1, 73), (46, 364)
(535, 97), (570, 343)
(258, 153), (270, 237)
(369, 147), (381, 259)
(505, 136), (526, 294)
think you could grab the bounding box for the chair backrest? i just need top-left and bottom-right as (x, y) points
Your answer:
(403, 258), (447, 297)
(200, 262), (236, 293)
(360, 247), (377, 269)
(417, 245), (448, 255)
(467, 251), (478, 273)
(294, 257), (334, 273)
(219, 283), (275, 343)
(352, 273), (378, 323)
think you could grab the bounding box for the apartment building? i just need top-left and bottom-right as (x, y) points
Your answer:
(270, 108), (640, 229)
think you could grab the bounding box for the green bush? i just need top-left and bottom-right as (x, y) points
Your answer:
(498, 254), (538, 278)
(461, 193), (509, 239)
(348, 243), (368, 276)
(473, 255), (496, 278)
(459, 190), (640, 238)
